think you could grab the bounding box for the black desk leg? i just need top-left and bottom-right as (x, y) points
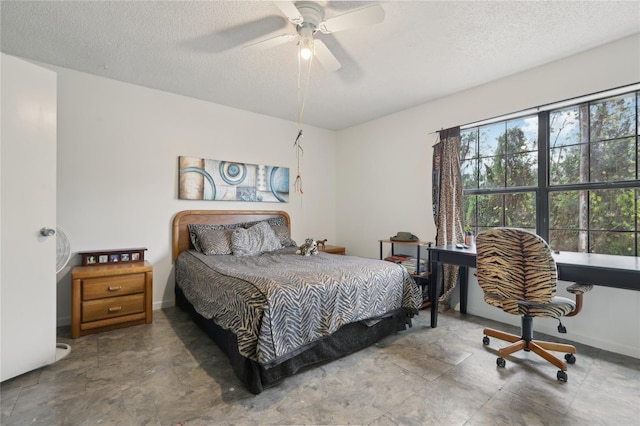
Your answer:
(459, 266), (468, 314)
(429, 261), (441, 328)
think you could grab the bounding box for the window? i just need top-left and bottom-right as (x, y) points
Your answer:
(462, 89), (640, 256)
(462, 116), (539, 234)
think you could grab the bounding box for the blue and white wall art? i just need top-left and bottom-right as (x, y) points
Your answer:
(178, 156), (289, 203)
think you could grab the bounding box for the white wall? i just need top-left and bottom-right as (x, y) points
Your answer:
(41, 33), (640, 358)
(53, 66), (337, 325)
(336, 34), (640, 358)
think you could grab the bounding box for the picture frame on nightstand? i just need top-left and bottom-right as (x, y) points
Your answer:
(79, 247), (147, 266)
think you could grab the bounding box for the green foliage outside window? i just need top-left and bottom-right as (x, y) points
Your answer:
(462, 90), (640, 256)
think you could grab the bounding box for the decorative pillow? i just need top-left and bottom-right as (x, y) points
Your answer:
(240, 216), (287, 230)
(188, 222), (243, 252)
(189, 217), (288, 252)
(231, 221), (282, 256)
(196, 229), (233, 255)
(265, 216), (287, 228)
(272, 225), (297, 247)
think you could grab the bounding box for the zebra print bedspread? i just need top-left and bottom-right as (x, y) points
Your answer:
(176, 248), (421, 366)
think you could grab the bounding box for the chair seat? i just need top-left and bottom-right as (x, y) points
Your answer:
(518, 296), (575, 318)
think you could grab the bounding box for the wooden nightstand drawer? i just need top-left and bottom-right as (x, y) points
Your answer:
(82, 273), (145, 300)
(71, 261), (153, 338)
(82, 293), (145, 322)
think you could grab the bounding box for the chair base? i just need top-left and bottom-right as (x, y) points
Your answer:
(483, 315), (576, 372)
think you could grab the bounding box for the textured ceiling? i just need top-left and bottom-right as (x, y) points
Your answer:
(1, 1), (639, 130)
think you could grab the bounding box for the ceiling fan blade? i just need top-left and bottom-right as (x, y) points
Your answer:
(275, 1), (304, 25)
(242, 34), (297, 52)
(319, 4), (385, 34)
(313, 39), (341, 72)
(182, 16), (287, 53)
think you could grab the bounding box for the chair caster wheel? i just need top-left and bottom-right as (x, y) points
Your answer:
(557, 370), (568, 382)
(483, 336), (490, 345)
(564, 353), (576, 364)
(497, 357), (506, 368)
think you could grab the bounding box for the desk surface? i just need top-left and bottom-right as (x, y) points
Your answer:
(425, 245), (640, 328)
(429, 245), (640, 291)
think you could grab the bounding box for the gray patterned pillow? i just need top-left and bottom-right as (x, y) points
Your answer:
(189, 217), (288, 252)
(272, 225), (297, 247)
(231, 221), (282, 256)
(188, 222), (247, 252)
(196, 229), (233, 255)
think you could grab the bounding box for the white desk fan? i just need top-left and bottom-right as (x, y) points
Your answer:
(55, 227), (72, 361)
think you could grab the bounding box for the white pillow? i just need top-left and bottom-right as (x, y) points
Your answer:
(231, 221), (282, 256)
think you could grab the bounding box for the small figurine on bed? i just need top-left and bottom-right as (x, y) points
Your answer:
(316, 239), (327, 250)
(296, 238), (319, 256)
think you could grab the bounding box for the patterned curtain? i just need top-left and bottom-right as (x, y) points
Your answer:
(432, 127), (464, 309)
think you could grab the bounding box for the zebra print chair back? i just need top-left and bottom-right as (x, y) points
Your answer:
(475, 227), (557, 315)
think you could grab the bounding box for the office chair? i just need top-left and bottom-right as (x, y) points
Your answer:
(475, 228), (592, 382)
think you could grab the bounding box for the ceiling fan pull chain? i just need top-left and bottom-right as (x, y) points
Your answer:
(294, 45), (313, 196)
(293, 129), (304, 195)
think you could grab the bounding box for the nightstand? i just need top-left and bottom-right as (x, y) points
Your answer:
(319, 245), (346, 255)
(71, 261), (153, 338)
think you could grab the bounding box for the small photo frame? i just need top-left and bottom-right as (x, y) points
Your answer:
(79, 248), (147, 267)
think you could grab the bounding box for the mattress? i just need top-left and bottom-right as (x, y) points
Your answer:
(175, 248), (422, 367)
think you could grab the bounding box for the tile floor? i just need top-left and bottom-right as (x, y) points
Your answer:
(1, 307), (639, 425)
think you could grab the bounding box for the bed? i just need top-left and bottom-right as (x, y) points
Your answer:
(172, 210), (422, 394)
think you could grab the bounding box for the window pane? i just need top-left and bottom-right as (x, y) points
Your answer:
(589, 231), (636, 256)
(590, 94), (636, 141)
(464, 195), (477, 230)
(461, 129), (477, 161)
(550, 190), (584, 229)
(507, 151), (537, 187)
(507, 116), (538, 153)
(479, 156), (505, 188)
(550, 107), (583, 148)
(477, 194), (503, 228)
(461, 159), (477, 190)
(549, 143), (586, 185)
(589, 188), (636, 231)
(590, 138), (636, 182)
(479, 123), (505, 156)
(505, 192), (536, 228)
(549, 190), (589, 252)
(550, 229), (580, 252)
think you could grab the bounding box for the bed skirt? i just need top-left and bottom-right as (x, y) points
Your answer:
(175, 286), (414, 394)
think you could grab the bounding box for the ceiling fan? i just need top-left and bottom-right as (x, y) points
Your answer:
(243, 1), (385, 72)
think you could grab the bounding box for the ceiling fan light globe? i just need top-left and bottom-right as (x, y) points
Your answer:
(300, 46), (313, 60)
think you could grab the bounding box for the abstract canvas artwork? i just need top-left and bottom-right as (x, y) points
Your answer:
(178, 156), (289, 203)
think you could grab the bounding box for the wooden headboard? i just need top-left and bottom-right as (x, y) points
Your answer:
(172, 210), (291, 262)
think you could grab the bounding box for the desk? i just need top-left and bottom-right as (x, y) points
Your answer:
(427, 245), (640, 328)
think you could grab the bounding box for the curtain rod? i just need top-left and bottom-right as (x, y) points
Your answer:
(430, 82), (640, 134)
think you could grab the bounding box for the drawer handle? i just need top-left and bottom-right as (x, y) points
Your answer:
(108, 306), (123, 313)
(108, 286), (122, 292)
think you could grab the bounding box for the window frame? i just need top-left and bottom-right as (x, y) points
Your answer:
(461, 88), (640, 256)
